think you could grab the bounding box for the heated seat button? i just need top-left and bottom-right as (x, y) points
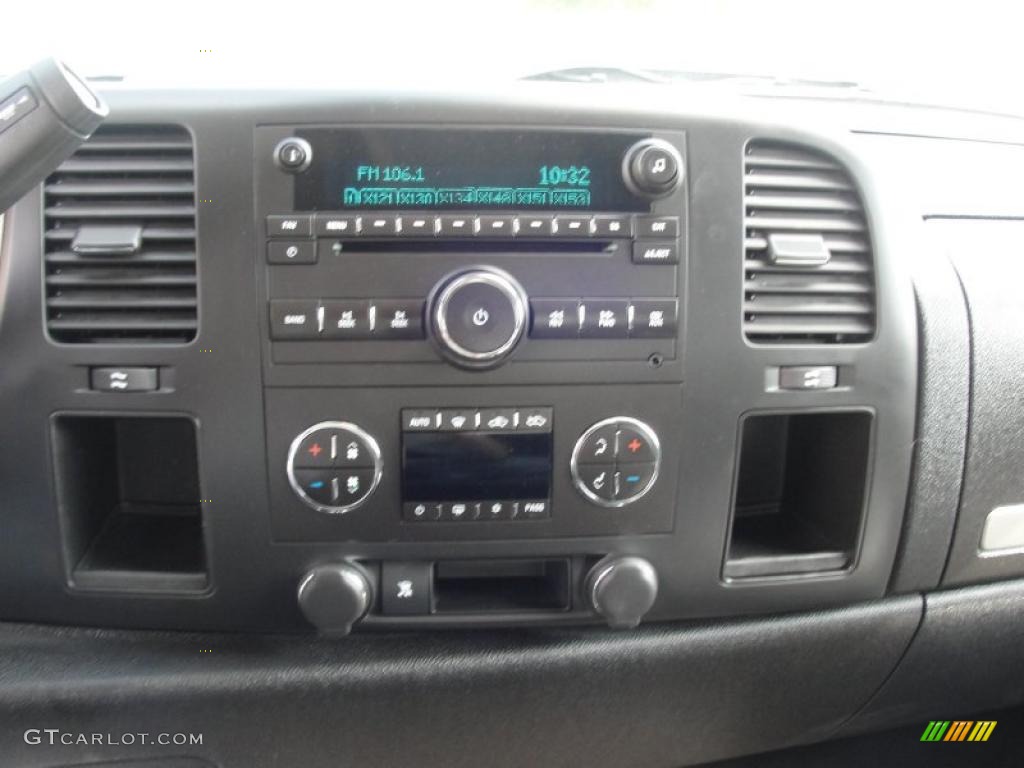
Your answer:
(530, 299), (579, 339)
(580, 300), (629, 338)
(576, 464), (617, 502)
(292, 470), (335, 505)
(381, 562), (432, 615)
(576, 424), (618, 464)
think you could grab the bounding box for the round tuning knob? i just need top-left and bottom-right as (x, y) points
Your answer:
(429, 267), (528, 369)
(297, 563), (373, 636)
(622, 139), (684, 199)
(586, 555), (658, 629)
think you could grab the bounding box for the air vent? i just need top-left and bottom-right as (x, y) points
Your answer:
(44, 125), (197, 343)
(743, 140), (875, 343)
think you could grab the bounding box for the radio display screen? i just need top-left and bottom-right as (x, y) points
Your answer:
(294, 128), (650, 212)
(402, 431), (552, 502)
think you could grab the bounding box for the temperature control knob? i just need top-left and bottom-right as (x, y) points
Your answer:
(622, 139), (684, 198)
(297, 563), (373, 636)
(429, 267), (528, 369)
(287, 422), (382, 514)
(586, 555), (659, 629)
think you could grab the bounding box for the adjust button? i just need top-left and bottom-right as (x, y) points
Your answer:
(632, 241), (679, 265)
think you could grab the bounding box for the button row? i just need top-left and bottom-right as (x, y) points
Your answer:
(403, 407), (552, 433)
(403, 500), (550, 522)
(530, 298), (677, 339)
(268, 213), (680, 240)
(270, 299), (424, 340)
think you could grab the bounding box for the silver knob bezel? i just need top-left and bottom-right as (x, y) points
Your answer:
(570, 417), (661, 508)
(432, 268), (528, 366)
(286, 421), (383, 514)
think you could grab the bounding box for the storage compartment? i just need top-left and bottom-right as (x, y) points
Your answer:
(52, 415), (207, 592)
(433, 559), (570, 612)
(724, 411), (872, 579)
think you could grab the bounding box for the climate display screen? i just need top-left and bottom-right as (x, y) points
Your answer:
(402, 432), (552, 502)
(294, 128), (650, 212)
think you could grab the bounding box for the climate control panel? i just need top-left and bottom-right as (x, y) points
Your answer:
(286, 422), (383, 514)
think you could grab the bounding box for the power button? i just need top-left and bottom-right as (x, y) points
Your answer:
(274, 137), (312, 173)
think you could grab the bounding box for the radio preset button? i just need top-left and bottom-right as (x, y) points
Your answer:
(517, 215), (556, 237)
(632, 240), (679, 265)
(630, 299), (678, 338)
(268, 240), (316, 264)
(554, 215), (592, 237)
(363, 214), (401, 236)
(267, 214), (313, 238)
(580, 300), (629, 339)
(477, 215), (517, 237)
(372, 299), (425, 339)
(401, 214), (435, 237)
(437, 215), (476, 237)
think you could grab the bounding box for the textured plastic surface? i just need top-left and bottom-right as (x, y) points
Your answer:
(0, 595), (920, 767)
(842, 578), (1024, 737)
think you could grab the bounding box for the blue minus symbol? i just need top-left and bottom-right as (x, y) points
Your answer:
(309, 481), (325, 489)
(626, 475), (641, 483)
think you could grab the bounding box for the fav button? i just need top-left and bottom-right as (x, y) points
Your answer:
(266, 214), (313, 237)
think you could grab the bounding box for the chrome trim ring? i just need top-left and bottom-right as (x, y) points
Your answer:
(433, 268), (527, 364)
(286, 421), (383, 514)
(570, 416), (661, 508)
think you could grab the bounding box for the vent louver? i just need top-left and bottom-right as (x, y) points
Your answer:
(44, 125), (197, 343)
(743, 140), (875, 343)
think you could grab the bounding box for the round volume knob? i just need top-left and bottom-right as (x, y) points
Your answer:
(429, 267), (528, 369)
(622, 139), (684, 198)
(586, 555), (658, 629)
(297, 563), (373, 636)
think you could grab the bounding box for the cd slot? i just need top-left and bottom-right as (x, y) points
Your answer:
(330, 239), (616, 254)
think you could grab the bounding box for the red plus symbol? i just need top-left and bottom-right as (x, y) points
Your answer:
(627, 438), (643, 453)
(307, 442), (323, 458)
